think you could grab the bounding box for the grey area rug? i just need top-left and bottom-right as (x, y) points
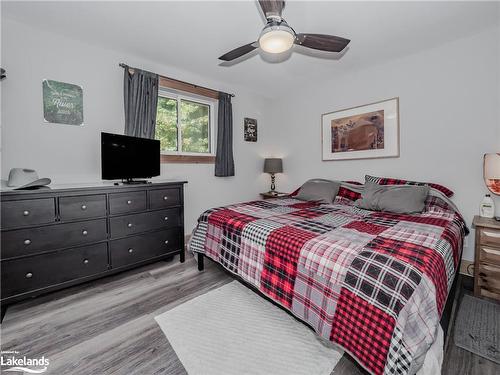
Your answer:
(454, 293), (500, 364)
(155, 281), (343, 375)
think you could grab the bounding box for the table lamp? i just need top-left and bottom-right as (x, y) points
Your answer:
(484, 153), (500, 195)
(263, 158), (283, 192)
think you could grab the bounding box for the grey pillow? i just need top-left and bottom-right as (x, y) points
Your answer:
(355, 181), (430, 214)
(295, 179), (340, 203)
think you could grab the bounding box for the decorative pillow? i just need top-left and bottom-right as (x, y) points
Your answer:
(355, 181), (430, 214)
(365, 175), (454, 198)
(336, 186), (362, 201)
(295, 179), (340, 203)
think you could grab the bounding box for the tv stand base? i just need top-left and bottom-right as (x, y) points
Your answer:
(122, 179), (150, 185)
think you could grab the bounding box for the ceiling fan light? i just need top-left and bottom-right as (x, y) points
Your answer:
(259, 25), (295, 54)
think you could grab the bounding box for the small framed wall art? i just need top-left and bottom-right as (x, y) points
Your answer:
(321, 97), (399, 161)
(43, 79), (84, 126)
(244, 117), (257, 142)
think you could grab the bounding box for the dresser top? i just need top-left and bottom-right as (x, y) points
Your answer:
(472, 215), (500, 230)
(0, 179), (187, 196)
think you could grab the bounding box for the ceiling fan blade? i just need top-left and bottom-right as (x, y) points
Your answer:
(258, 0), (285, 18)
(295, 33), (350, 53)
(218, 42), (258, 61)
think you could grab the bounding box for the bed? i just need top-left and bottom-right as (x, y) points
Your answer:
(188, 182), (468, 375)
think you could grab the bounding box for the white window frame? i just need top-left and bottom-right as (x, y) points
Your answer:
(157, 87), (217, 157)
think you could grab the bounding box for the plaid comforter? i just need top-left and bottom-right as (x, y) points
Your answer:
(189, 188), (467, 375)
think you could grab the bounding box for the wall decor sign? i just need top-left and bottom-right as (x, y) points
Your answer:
(42, 79), (84, 126)
(321, 97), (399, 161)
(244, 117), (258, 142)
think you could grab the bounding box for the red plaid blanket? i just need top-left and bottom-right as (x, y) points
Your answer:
(189, 192), (467, 375)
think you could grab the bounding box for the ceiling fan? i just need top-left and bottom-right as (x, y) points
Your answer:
(218, 0), (350, 62)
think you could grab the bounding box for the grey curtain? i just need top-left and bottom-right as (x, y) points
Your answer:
(215, 92), (235, 177)
(123, 67), (159, 139)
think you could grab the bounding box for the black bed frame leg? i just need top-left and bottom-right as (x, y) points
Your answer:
(198, 253), (204, 271)
(179, 248), (185, 263)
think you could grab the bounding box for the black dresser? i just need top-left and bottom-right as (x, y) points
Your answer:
(0, 181), (187, 313)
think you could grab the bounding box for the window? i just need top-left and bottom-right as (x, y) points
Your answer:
(156, 89), (216, 158)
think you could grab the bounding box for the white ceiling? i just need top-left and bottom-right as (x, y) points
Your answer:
(3, 1), (499, 97)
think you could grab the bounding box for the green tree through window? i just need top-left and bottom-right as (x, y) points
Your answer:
(156, 97), (177, 151)
(180, 100), (209, 153)
(156, 96), (211, 154)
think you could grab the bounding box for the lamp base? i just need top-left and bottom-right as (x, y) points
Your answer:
(270, 173), (276, 192)
(485, 179), (500, 195)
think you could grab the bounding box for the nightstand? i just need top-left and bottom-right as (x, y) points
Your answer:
(260, 191), (289, 200)
(472, 215), (500, 301)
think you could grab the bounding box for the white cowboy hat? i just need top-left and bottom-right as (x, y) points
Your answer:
(7, 168), (51, 190)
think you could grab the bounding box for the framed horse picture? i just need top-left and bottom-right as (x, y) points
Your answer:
(321, 97), (399, 161)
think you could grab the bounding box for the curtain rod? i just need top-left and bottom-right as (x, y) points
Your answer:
(119, 63), (235, 97)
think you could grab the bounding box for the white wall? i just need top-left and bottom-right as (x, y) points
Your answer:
(2, 17), (499, 261)
(267, 26), (500, 261)
(1, 18), (272, 231)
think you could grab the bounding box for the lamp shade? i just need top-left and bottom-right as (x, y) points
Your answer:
(484, 153), (500, 195)
(263, 158), (283, 174)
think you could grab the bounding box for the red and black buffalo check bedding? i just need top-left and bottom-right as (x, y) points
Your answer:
(188, 189), (467, 375)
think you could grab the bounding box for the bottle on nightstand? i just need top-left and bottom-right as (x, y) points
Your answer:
(480, 194), (495, 218)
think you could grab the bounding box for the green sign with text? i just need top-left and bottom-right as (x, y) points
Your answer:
(43, 79), (83, 125)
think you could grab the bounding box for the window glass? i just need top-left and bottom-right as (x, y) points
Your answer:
(156, 96), (178, 152)
(180, 99), (210, 153)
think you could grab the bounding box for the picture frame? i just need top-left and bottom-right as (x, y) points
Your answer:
(42, 79), (84, 126)
(321, 97), (399, 161)
(244, 117), (257, 142)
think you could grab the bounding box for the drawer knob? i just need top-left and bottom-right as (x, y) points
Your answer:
(24, 239), (31, 245)
(81, 205), (87, 210)
(82, 230), (88, 236)
(127, 223), (133, 228)
(26, 272), (33, 279)
(164, 216), (169, 221)
(127, 200), (132, 205)
(23, 210), (30, 216)
(128, 248), (134, 254)
(83, 259), (89, 264)
(164, 240), (169, 245)
(163, 196), (169, 201)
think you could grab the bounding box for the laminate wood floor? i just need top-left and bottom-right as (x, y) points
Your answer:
(1, 256), (498, 375)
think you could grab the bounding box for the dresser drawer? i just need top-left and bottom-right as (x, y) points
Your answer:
(1, 243), (108, 298)
(477, 263), (500, 297)
(149, 188), (180, 209)
(109, 191), (146, 215)
(59, 194), (107, 221)
(479, 246), (500, 266)
(109, 208), (180, 238)
(478, 228), (500, 248)
(1, 219), (107, 259)
(479, 288), (500, 301)
(1, 198), (55, 229)
(110, 228), (180, 268)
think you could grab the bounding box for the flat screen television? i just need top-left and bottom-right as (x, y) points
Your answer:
(101, 132), (160, 182)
